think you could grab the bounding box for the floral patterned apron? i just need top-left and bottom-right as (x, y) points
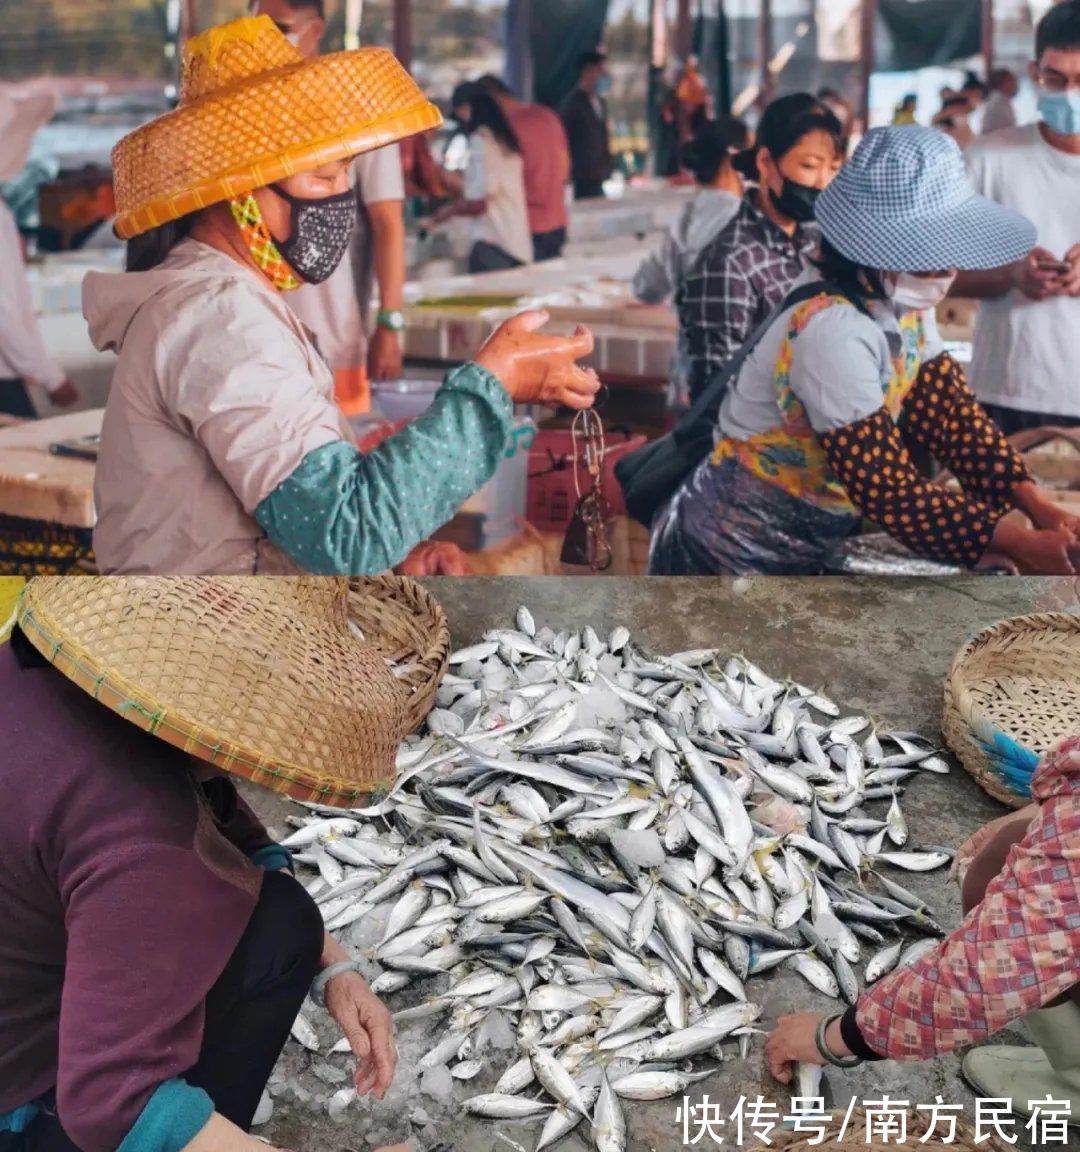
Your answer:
(712, 294), (925, 514)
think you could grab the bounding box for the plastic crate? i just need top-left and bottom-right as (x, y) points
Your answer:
(526, 429), (646, 534)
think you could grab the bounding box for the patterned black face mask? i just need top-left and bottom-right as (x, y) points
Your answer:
(269, 184), (358, 284)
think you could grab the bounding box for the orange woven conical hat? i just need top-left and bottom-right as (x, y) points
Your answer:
(16, 576), (412, 807)
(112, 15), (442, 239)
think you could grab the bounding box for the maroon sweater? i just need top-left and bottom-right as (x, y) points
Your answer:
(0, 635), (272, 1151)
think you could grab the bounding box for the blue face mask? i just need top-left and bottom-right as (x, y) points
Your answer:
(595, 75), (613, 97)
(1039, 89), (1080, 137)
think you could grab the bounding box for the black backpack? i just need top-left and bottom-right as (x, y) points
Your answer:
(614, 280), (832, 527)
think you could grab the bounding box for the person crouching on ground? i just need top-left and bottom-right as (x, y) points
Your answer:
(767, 733), (1080, 1125)
(0, 577), (420, 1152)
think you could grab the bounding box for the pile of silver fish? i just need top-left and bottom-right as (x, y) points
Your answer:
(283, 610), (953, 1148)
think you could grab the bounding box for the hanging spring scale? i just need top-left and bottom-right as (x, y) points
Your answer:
(560, 408), (613, 572)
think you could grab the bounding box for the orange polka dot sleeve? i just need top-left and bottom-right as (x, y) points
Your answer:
(819, 409), (1001, 568)
(899, 354), (1030, 509)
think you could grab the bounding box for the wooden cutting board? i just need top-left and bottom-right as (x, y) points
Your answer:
(0, 409), (101, 528)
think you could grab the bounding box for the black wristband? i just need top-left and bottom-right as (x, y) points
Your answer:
(840, 1005), (885, 1062)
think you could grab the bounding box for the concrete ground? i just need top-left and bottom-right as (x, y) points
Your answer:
(246, 576), (1080, 1152)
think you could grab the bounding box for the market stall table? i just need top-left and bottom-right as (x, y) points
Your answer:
(0, 409), (99, 573)
(404, 247), (678, 396)
(0, 411), (647, 577)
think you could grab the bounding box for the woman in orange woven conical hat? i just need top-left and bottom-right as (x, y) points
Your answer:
(84, 15), (599, 576)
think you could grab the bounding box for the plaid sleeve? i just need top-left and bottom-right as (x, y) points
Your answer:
(856, 742), (1080, 1061)
(679, 240), (756, 398)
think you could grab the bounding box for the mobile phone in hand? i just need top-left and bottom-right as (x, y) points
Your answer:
(1036, 258), (1070, 275)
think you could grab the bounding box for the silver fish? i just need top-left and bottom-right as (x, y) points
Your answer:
(610, 1068), (718, 1101)
(529, 1046), (592, 1118)
(536, 1086), (599, 1151)
(787, 953), (840, 998)
(464, 1094), (553, 1119)
(874, 850), (951, 872)
(593, 1070), (626, 1152)
(865, 940), (904, 984)
(283, 608), (954, 1138)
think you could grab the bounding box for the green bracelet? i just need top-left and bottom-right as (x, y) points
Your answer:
(815, 1013), (862, 1068)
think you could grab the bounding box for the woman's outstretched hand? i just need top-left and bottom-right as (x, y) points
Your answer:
(475, 310), (601, 410)
(395, 541), (471, 576)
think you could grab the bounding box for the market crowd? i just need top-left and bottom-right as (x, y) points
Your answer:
(0, 0), (1077, 581)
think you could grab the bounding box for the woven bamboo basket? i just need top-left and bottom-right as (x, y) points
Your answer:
(943, 612), (1080, 808)
(763, 1108), (1010, 1151)
(348, 575), (449, 733)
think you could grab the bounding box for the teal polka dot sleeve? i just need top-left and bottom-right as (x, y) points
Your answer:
(254, 362), (513, 574)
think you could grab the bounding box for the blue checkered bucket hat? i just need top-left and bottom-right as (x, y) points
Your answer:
(815, 125), (1036, 272)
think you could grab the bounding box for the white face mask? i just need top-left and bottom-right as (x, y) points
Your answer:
(885, 271), (957, 312)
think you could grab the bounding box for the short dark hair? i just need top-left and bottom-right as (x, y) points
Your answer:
(251, 0), (325, 17)
(1037, 0), (1080, 58)
(126, 212), (198, 272)
(451, 81), (478, 112)
(811, 238), (886, 318)
(731, 92), (844, 179)
(579, 51), (606, 72)
(680, 116), (749, 184)
(468, 91), (522, 155)
(477, 74), (512, 97)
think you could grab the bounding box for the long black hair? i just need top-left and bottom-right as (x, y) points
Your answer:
(731, 93), (844, 180)
(811, 238), (886, 317)
(125, 212), (198, 272)
(468, 91), (522, 155)
(680, 116), (749, 186)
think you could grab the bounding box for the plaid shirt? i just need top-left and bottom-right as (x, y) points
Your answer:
(855, 736), (1080, 1060)
(676, 194), (816, 401)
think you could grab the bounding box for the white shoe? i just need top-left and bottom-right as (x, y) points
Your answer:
(961, 1000), (1080, 1124)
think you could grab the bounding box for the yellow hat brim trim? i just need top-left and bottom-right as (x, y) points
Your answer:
(16, 590), (392, 807)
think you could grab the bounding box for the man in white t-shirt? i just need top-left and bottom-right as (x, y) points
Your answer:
(955, 0), (1080, 434)
(253, 0), (407, 411)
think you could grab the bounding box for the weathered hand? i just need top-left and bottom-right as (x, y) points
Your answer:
(368, 326), (404, 382)
(48, 380), (79, 408)
(1013, 483), (1080, 540)
(324, 970), (397, 1099)
(765, 1013), (830, 1085)
(395, 541), (470, 576)
(1012, 526), (1077, 574)
(474, 311), (601, 410)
